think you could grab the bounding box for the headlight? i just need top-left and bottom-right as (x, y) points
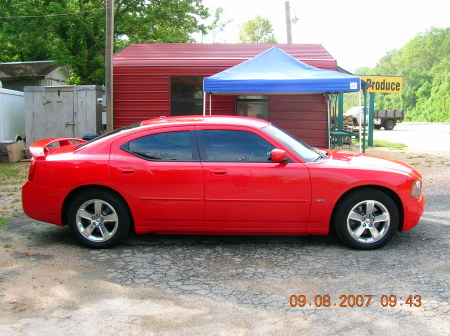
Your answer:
(410, 180), (422, 197)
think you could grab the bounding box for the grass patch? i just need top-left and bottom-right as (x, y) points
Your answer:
(0, 217), (12, 228)
(0, 162), (29, 185)
(373, 140), (407, 150)
(0, 162), (29, 225)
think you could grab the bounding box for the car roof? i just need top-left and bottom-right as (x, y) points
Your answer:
(76, 115), (272, 152)
(140, 115), (271, 129)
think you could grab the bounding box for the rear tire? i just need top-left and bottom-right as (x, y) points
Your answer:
(383, 119), (395, 130)
(333, 190), (399, 250)
(68, 189), (130, 248)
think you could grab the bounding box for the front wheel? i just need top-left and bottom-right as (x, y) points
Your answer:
(333, 190), (399, 250)
(68, 189), (131, 248)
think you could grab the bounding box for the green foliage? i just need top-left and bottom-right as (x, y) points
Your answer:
(354, 27), (449, 121)
(238, 15), (277, 43)
(205, 7), (232, 43)
(0, 0), (210, 85)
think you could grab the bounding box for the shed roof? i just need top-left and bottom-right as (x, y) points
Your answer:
(114, 44), (337, 70)
(0, 61), (61, 79)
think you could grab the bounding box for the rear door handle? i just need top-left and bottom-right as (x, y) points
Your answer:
(119, 167), (135, 175)
(212, 169), (227, 175)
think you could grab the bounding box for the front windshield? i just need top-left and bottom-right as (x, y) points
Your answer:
(263, 125), (322, 162)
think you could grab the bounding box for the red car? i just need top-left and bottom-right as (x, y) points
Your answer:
(22, 116), (425, 249)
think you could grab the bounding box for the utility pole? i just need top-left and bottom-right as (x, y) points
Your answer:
(285, 1), (292, 44)
(105, 0), (114, 132)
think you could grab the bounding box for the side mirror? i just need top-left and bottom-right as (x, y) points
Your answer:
(270, 149), (287, 163)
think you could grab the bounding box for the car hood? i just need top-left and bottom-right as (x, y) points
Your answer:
(324, 150), (421, 177)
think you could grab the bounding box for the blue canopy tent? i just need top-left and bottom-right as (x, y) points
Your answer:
(202, 47), (362, 149)
(203, 47), (361, 94)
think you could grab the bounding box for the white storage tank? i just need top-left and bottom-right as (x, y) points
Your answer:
(24, 85), (104, 145)
(0, 87), (25, 142)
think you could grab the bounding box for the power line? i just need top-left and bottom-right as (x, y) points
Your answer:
(0, 8), (105, 19)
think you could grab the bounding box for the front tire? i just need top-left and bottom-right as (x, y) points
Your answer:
(333, 190), (399, 250)
(68, 189), (130, 248)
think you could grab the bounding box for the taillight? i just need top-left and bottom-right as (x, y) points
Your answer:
(28, 157), (37, 181)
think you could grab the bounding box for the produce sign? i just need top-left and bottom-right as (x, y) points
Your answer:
(360, 76), (403, 94)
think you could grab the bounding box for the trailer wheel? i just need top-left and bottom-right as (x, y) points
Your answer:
(383, 119), (396, 130)
(374, 125), (382, 130)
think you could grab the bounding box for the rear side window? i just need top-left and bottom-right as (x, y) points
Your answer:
(122, 131), (195, 161)
(200, 130), (275, 162)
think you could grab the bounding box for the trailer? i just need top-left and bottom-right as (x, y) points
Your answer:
(345, 107), (405, 131)
(373, 109), (405, 130)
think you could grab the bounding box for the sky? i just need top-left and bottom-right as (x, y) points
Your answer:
(199, 0), (449, 72)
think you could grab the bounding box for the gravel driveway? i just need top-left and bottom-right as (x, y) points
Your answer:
(374, 122), (450, 153)
(0, 147), (449, 335)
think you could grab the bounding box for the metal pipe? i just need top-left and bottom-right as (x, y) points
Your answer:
(105, 0), (114, 132)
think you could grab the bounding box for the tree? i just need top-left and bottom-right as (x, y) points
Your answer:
(0, 0), (210, 84)
(208, 7), (232, 43)
(238, 15), (277, 43)
(346, 27), (449, 122)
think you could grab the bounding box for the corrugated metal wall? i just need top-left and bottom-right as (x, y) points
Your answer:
(113, 44), (334, 146)
(269, 95), (327, 148)
(114, 69), (170, 127)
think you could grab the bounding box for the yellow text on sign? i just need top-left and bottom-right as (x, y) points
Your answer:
(360, 76), (403, 94)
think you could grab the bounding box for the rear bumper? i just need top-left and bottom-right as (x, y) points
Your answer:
(402, 193), (426, 232)
(22, 181), (64, 226)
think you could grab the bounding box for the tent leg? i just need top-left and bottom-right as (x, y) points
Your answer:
(209, 94), (212, 115)
(326, 94), (331, 149)
(203, 92), (206, 116)
(358, 90), (362, 153)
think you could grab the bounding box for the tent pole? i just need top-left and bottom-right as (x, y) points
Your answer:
(209, 94), (212, 115)
(203, 92), (206, 116)
(358, 90), (362, 153)
(326, 94), (331, 149)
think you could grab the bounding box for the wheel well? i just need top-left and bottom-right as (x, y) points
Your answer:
(61, 185), (133, 229)
(331, 185), (404, 232)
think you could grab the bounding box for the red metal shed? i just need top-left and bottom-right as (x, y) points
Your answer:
(113, 44), (338, 147)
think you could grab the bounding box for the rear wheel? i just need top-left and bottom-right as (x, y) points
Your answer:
(333, 190), (399, 250)
(383, 119), (396, 130)
(68, 189), (130, 248)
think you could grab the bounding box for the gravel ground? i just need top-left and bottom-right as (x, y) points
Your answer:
(0, 147), (449, 335)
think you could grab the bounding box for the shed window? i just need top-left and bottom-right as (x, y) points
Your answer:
(171, 77), (203, 116)
(237, 95), (269, 120)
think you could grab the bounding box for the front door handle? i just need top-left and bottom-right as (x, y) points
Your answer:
(119, 167), (135, 175)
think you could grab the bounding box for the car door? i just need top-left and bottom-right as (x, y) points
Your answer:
(197, 126), (311, 233)
(109, 127), (204, 230)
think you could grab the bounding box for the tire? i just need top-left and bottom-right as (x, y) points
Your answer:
(68, 189), (131, 248)
(383, 119), (395, 130)
(374, 125), (382, 130)
(333, 190), (399, 250)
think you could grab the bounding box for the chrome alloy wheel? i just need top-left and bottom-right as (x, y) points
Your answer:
(346, 200), (391, 244)
(76, 199), (119, 242)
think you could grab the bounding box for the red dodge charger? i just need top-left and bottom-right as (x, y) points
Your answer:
(22, 116), (425, 249)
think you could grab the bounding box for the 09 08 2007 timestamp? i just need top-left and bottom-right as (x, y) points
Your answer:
(289, 294), (422, 308)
